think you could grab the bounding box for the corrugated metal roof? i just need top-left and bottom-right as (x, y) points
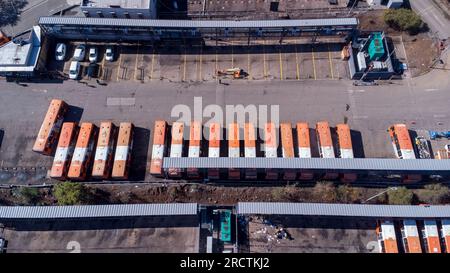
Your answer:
(38, 17), (358, 29)
(237, 202), (450, 218)
(0, 203), (198, 219)
(162, 157), (450, 172)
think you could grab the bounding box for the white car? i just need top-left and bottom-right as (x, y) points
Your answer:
(73, 44), (86, 61)
(55, 43), (66, 61)
(88, 47), (98, 63)
(105, 46), (114, 62)
(445, 144), (450, 153)
(69, 61), (80, 80)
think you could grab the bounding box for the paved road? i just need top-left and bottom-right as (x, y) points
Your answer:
(410, 0), (450, 40)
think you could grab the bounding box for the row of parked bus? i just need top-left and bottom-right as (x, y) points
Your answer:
(149, 120), (357, 181)
(376, 219), (450, 253)
(32, 99), (134, 180)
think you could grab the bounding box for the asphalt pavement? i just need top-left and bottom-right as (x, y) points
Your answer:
(410, 0), (450, 40)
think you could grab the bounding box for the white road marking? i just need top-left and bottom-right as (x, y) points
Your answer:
(433, 114), (446, 118)
(424, 88), (439, 92)
(348, 89), (365, 93)
(106, 97), (136, 106)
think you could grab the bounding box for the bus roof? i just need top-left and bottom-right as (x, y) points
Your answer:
(402, 220), (422, 253)
(33, 99), (66, 151)
(153, 120), (167, 145)
(442, 219), (450, 252)
(264, 122), (277, 148)
(424, 220), (441, 253)
(280, 123), (294, 158)
(208, 123), (221, 148)
(57, 122), (77, 147)
(228, 123), (240, 148)
(171, 122), (184, 145)
(380, 221), (399, 253)
(316, 121), (333, 147)
(296, 122), (310, 148)
(244, 123), (256, 148)
(75, 123), (95, 148)
(391, 124), (414, 150)
(189, 121), (201, 146)
(97, 122), (114, 147)
(336, 124), (353, 150)
(117, 122), (133, 146)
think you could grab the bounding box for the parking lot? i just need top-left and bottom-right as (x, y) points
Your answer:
(47, 39), (349, 83)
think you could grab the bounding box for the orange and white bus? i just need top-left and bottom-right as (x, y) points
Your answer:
(280, 122), (296, 180)
(400, 220), (422, 253)
(67, 122), (97, 180)
(92, 122), (118, 180)
(168, 122), (184, 178)
(376, 220), (399, 253)
(187, 121), (202, 179)
(50, 122), (78, 180)
(316, 121), (338, 180)
(296, 122), (313, 180)
(387, 124), (421, 183)
(336, 124), (357, 183)
(33, 99), (68, 155)
(112, 122), (134, 180)
(421, 220), (442, 253)
(228, 123), (241, 180)
(244, 123), (257, 180)
(149, 120), (167, 177)
(264, 122), (278, 180)
(208, 122), (221, 180)
(439, 219), (450, 253)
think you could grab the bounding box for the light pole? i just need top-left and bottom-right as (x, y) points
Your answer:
(362, 187), (398, 204)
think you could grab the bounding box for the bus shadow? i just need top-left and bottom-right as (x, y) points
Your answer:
(129, 127), (150, 181)
(351, 130), (365, 158)
(64, 105), (84, 123)
(0, 129), (3, 150)
(309, 128), (320, 158)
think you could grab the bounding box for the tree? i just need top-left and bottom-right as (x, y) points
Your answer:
(384, 9), (423, 34)
(53, 182), (85, 205)
(18, 187), (40, 205)
(0, 0), (28, 27)
(313, 182), (337, 203)
(336, 185), (362, 203)
(387, 187), (414, 205)
(418, 184), (449, 204)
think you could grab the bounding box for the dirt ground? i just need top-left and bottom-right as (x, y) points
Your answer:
(358, 10), (439, 77)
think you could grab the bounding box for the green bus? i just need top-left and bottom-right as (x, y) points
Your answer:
(220, 210), (232, 242)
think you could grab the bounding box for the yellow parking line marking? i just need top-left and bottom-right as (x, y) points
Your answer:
(134, 43), (140, 81)
(199, 46), (203, 81)
(263, 40), (267, 79)
(231, 41), (234, 68)
(311, 46), (317, 80)
(116, 46), (123, 82)
(279, 49), (283, 80)
(215, 49), (218, 81)
(183, 51), (187, 82)
(295, 42), (300, 80)
(101, 53), (106, 79)
(247, 49), (252, 80)
(328, 44), (334, 80)
(150, 47), (155, 81)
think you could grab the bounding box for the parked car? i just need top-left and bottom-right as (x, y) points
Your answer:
(105, 46), (114, 62)
(445, 144), (450, 153)
(55, 43), (66, 61)
(88, 47), (98, 63)
(73, 44), (86, 61)
(86, 63), (99, 78)
(69, 61), (81, 80)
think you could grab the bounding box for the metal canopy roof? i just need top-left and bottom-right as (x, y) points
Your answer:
(162, 157), (450, 172)
(0, 203), (198, 219)
(38, 16), (358, 29)
(237, 202), (450, 218)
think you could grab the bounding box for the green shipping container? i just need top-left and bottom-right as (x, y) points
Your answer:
(220, 210), (231, 242)
(368, 33), (385, 61)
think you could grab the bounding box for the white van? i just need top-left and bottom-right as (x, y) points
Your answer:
(69, 61), (80, 80)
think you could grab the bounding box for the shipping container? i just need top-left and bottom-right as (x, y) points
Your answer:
(91, 122), (118, 180)
(244, 123), (257, 180)
(50, 122), (78, 180)
(264, 122), (278, 180)
(228, 123), (241, 180)
(316, 121), (338, 180)
(149, 120), (167, 177)
(111, 122), (134, 180)
(67, 122), (97, 180)
(296, 122), (313, 180)
(280, 122), (296, 180)
(187, 121), (202, 178)
(336, 124), (357, 183)
(33, 99), (68, 155)
(421, 220), (442, 253)
(168, 122), (184, 178)
(208, 122), (221, 180)
(400, 220), (422, 253)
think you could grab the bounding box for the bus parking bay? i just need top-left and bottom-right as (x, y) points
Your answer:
(51, 40), (350, 84)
